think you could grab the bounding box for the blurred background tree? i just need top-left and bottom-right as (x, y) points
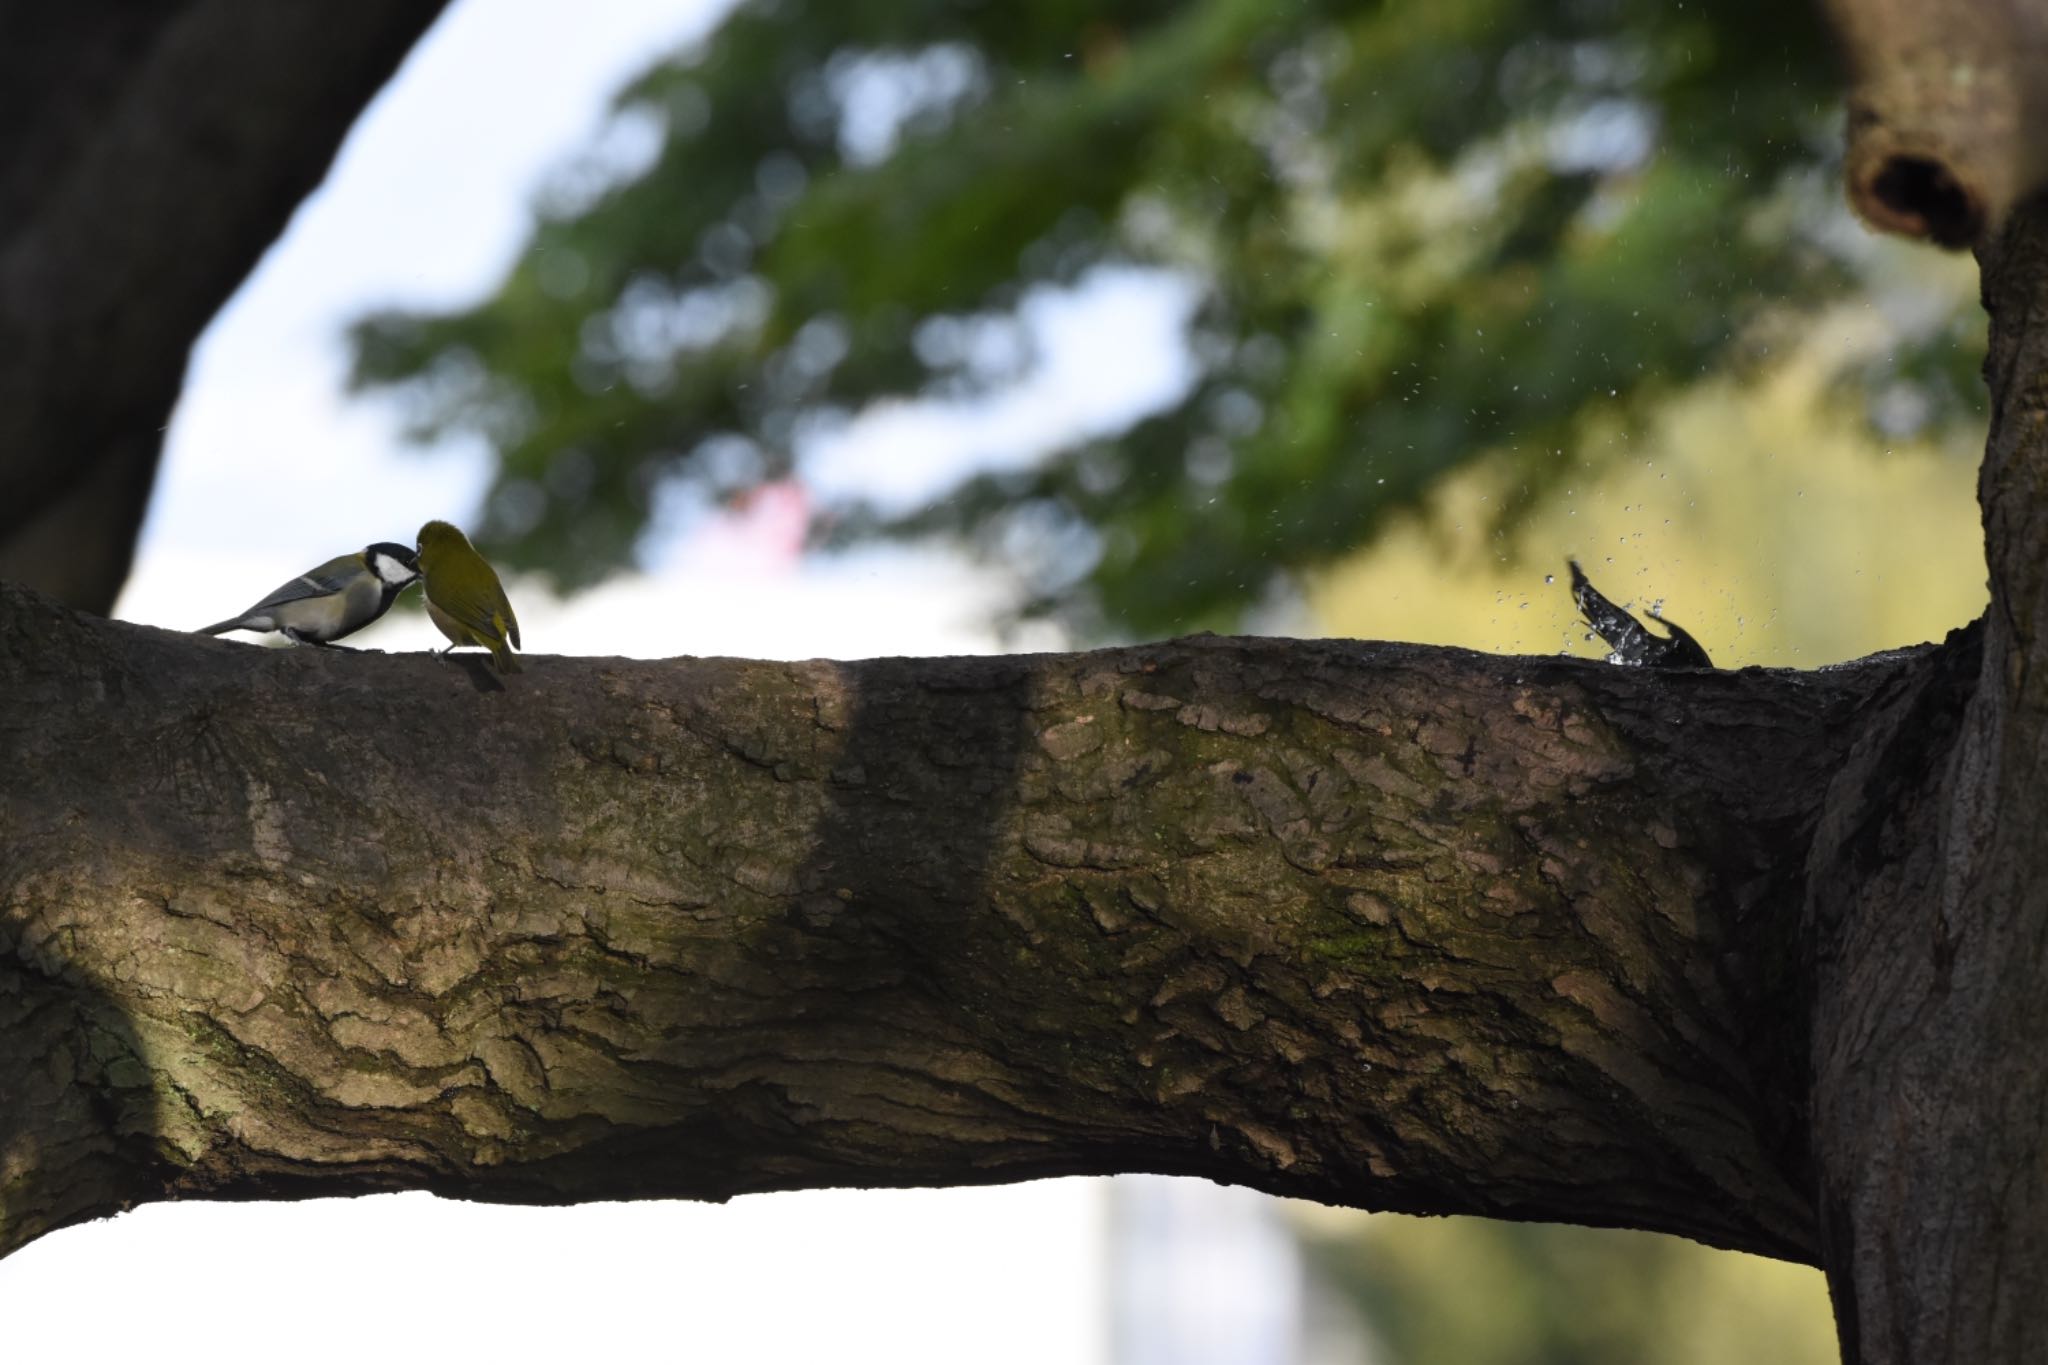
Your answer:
(343, 0), (1994, 1357)
(349, 0), (1983, 649)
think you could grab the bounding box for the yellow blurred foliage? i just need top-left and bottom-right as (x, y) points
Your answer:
(1294, 1206), (1841, 1365)
(1664, 1242), (1842, 1365)
(1311, 308), (1986, 667)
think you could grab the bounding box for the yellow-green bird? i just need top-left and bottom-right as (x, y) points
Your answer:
(415, 520), (523, 673)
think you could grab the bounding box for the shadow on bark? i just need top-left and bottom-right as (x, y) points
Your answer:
(0, 930), (158, 1255)
(490, 652), (1044, 1199)
(739, 653), (1040, 1186)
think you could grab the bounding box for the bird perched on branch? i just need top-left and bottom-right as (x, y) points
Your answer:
(1567, 559), (1712, 669)
(196, 543), (420, 646)
(416, 520), (523, 673)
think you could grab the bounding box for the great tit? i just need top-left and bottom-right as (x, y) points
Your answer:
(197, 542), (421, 646)
(416, 520), (523, 672)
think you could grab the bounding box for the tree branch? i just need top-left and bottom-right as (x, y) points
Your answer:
(1820, 0), (2048, 246)
(0, 1), (451, 612)
(0, 584), (1912, 1261)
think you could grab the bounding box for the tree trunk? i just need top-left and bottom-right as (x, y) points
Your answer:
(1803, 201), (2048, 1362)
(1822, 0), (2048, 247)
(0, 1), (451, 612)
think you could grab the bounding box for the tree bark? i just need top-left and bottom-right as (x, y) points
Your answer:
(1803, 201), (2048, 1363)
(0, 1), (451, 613)
(0, 583), (1910, 1266)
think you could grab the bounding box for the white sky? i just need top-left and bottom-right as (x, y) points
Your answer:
(0, 2), (1236, 1358)
(0, 1185), (1108, 1364)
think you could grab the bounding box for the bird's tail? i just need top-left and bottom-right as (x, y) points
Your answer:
(195, 617), (249, 636)
(489, 638), (523, 673)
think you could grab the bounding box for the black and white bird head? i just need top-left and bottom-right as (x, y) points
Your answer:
(364, 542), (422, 588)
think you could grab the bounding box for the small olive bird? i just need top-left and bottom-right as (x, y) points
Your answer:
(415, 520), (523, 672)
(197, 543), (420, 646)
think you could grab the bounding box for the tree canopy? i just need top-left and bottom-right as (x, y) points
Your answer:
(348, 0), (1983, 638)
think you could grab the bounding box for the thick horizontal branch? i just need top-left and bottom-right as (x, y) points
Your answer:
(0, 584), (1913, 1261)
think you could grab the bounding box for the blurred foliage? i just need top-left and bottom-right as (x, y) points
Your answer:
(1297, 1211), (1839, 1365)
(1313, 267), (1987, 667)
(348, 0), (1983, 636)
